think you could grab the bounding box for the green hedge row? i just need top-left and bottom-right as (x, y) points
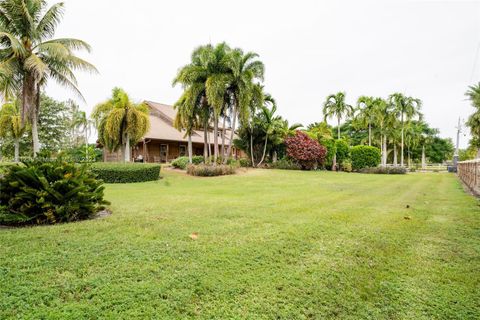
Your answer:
(90, 162), (161, 183)
(350, 146), (381, 170)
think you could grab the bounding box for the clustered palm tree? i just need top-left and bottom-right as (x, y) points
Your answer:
(0, 0), (95, 156)
(323, 92), (424, 167)
(466, 83), (480, 158)
(172, 42), (265, 165)
(92, 87), (150, 162)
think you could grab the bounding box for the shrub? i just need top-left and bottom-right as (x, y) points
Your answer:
(268, 158), (302, 170)
(187, 164), (236, 176)
(171, 156), (204, 170)
(335, 139), (350, 165)
(322, 138), (336, 170)
(359, 166), (407, 174)
(285, 131), (327, 170)
(90, 162), (161, 183)
(350, 145), (381, 170)
(0, 159), (109, 226)
(340, 159), (352, 172)
(239, 158), (251, 167)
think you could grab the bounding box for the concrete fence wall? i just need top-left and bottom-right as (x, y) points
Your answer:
(457, 159), (480, 194)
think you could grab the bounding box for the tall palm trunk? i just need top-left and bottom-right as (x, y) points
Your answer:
(368, 123), (371, 146)
(421, 145), (426, 169)
(14, 138), (20, 163)
(124, 133), (131, 162)
(337, 116), (341, 139)
(393, 144), (398, 166)
(221, 116), (226, 158)
(383, 135), (387, 166)
(188, 134), (193, 164)
(225, 103), (237, 162)
(257, 135), (268, 167)
(380, 135), (384, 165)
(22, 74), (40, 156)
(250, 126), (255, 167)
(203, 118), (208, 159)
(213, 115), (219, 164)
(400, 113), (404, 166)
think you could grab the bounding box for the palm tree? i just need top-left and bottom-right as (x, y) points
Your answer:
(0, 98), (25, 162)
(223, 48), (265, 162)
(0, 0), (96, 156)
(355, 96), (376, 146)
(92, 88), (150, 162)
(173, 93), (199, 164)
(72, 110), (93, 161)
(389, 93), (422, 166)
(323, 92), (353, 170)
(372, 97), (390, 166)
(466, 83), (480, 157)
(256, 96), (282, 167)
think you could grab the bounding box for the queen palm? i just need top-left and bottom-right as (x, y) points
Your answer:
(92, 88), (150, 162)
(0, 0), (96, 155)
(323, 92), (353, 170)
(0, 98), (25, 162)
(355, 96), (376, 146)
(389, 93), (422, 166)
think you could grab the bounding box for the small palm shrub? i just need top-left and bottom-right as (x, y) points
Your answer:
(350, 145), (381, 170)
(0, 159), (109, 226)
(90, 163), (161, 183)
(285, 131), (327, 170)
(268, 158), (301, 170)
(359, 166), (407, 174)
(186, 164), (236, 176)
(171, 156), (204, 170)
(239, 158), (251, 167)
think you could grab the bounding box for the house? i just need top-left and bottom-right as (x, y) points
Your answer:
(103, 101), (242, 162)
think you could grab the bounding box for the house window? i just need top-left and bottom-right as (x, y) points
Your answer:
(179, 145), (186, 157)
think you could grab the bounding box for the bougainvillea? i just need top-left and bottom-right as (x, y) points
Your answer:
(285, 131), (327, 170)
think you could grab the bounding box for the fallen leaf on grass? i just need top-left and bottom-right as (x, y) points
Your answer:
(189, 232), (198, 240)
(404, 216), (412, 220)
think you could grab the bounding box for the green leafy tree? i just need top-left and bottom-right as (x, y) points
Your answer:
(92, 88), (150, 162)
(389, 93), (422, 166)
(0, 0), (96, 155)
(0, 98), (25, 162)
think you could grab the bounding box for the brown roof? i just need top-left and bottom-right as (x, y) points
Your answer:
(143, 101), (234, 144)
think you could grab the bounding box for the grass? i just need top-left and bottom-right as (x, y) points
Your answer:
(1, 169), (479, 319)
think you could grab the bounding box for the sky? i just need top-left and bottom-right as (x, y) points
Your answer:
(46, 0), (480, 148)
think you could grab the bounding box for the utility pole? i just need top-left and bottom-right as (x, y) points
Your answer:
(453, 117), (462, 167)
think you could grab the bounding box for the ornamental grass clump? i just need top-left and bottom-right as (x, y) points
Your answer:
(186, 164), (236, 177)
(0, 159), (109, 226)
(285, 131), (327, 170)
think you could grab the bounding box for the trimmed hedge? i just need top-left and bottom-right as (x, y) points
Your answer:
(187, 164), (236, 177)
(171, 156), (204, 170)
(90, 162), (161, 183)
(359, 166), (407, 174)
(350, 145), (381, 170)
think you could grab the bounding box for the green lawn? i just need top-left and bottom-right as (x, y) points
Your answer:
(1, 169), (479, 319)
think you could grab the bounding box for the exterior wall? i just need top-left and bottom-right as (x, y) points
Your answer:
(104, 140), (246, 163)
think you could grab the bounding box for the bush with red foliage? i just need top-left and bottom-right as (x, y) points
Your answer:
(285, 131), (327, 170)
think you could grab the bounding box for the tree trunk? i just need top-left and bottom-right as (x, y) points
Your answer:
(188, 134), (193, 164)
(422, 145), (426, 169)
(213, 115), (219, 164)
(225, 103), (237, 163)
(337, 116), (341, 140)
(393, 144), (397, 166)
(221, 116), (226, 159)
(124, 133), (131, 162)
(380, 135), (383, 165)
(203, 119), (208, 159)
(383, 135), (387, 166)
(368, 123), (371, 146)
(250, 127), (255, 167)
(273, 151), (277, 163)
(400, 113), (404, 166)
(14, 138), (20, 163)
(257, 135), (268, 167)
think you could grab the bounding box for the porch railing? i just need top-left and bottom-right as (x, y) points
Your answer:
(457, 159), (480, 194)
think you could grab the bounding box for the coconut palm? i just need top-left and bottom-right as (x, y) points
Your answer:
(0, 0), (96, 155)
(323, 92), (354, 139)
(389, 93), (422, 166)
(0, 98), (25, 162)
(355, 96), (376, 146)
(92, 88), (150, 162)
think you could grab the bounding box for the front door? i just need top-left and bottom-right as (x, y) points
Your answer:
(160, 144), (168, 162)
